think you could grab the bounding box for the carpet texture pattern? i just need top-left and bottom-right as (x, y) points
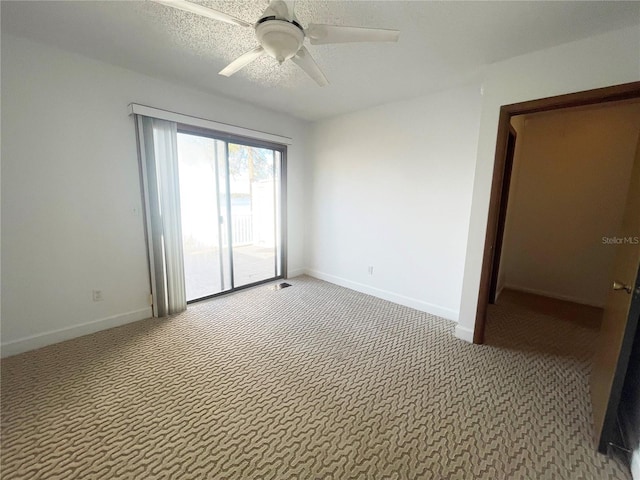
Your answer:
(1, 276), (631, 479)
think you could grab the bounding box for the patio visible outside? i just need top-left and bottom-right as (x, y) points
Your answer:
(184, 243), (277, 300)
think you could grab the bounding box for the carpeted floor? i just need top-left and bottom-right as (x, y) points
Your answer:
(0, 276), (631, 479)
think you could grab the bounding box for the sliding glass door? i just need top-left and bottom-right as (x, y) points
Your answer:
(177, 128), (285, 302)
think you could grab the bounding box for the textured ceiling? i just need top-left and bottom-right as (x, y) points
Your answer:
(2, 1), (639, 121)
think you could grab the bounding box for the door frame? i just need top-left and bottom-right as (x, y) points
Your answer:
(487, 125), (517, 304)
(473, 81), (640, 344)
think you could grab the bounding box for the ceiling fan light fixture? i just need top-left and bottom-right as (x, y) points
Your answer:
(256, 20), (304, 63)
(153, 0), (399, 86)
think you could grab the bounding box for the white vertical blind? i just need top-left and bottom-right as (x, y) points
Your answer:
(137, 115), (187, 316)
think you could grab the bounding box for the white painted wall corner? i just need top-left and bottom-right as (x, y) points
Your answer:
(287, 267), (307, 278)
(454, 324), (474, 343)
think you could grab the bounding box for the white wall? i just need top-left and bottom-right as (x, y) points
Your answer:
(306, 84), (482, 321)
(1, 34), (310, 356)
(456, 25), (640, 342)
(499, 103), (640, 307)
(4, 24), (639, 354)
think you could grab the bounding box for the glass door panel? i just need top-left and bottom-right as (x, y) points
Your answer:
(216, 140), (233, 292)
(177, 133), (231, 301)
(228, 143), (278, 287)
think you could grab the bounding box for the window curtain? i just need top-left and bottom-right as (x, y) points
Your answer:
(136, 115), (187, 317)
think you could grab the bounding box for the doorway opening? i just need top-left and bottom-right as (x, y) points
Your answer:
(474, 82), (640, 344)
(473, 81), (640, 455)
(176, 125), (286, 302)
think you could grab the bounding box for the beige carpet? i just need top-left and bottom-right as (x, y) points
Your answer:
(1, 276), (631, 479)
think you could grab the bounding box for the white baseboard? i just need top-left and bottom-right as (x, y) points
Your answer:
(504, 283), (605, 308)
(287, 267), (306, 278)
(454, 324), (475, 343)
(632, 448), (640, 480)
(304, 269), (458, 322)
(1, 308), (153, 358)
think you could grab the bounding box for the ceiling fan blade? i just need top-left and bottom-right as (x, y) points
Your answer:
(151, 0), (252, 28)
(219, 46), (265, 77)
(267, 0), (295, 21)
(291, 46), (328, 87)
(305, 24), (399, 45)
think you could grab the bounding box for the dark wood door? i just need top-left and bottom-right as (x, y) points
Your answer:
(591, 132), (640, 452)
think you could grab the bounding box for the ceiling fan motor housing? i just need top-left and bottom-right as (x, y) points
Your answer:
(256, 20), (304, 63)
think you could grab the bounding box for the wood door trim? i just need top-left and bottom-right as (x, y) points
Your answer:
(473, 81), (640, 344)
(488, 126), (517, 304)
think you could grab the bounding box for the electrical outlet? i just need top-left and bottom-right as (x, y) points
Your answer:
(368, 266), (374, 276)
(92, 290), (103, 302)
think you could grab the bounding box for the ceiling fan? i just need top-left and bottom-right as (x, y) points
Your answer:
(152, 0), (400, 86)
